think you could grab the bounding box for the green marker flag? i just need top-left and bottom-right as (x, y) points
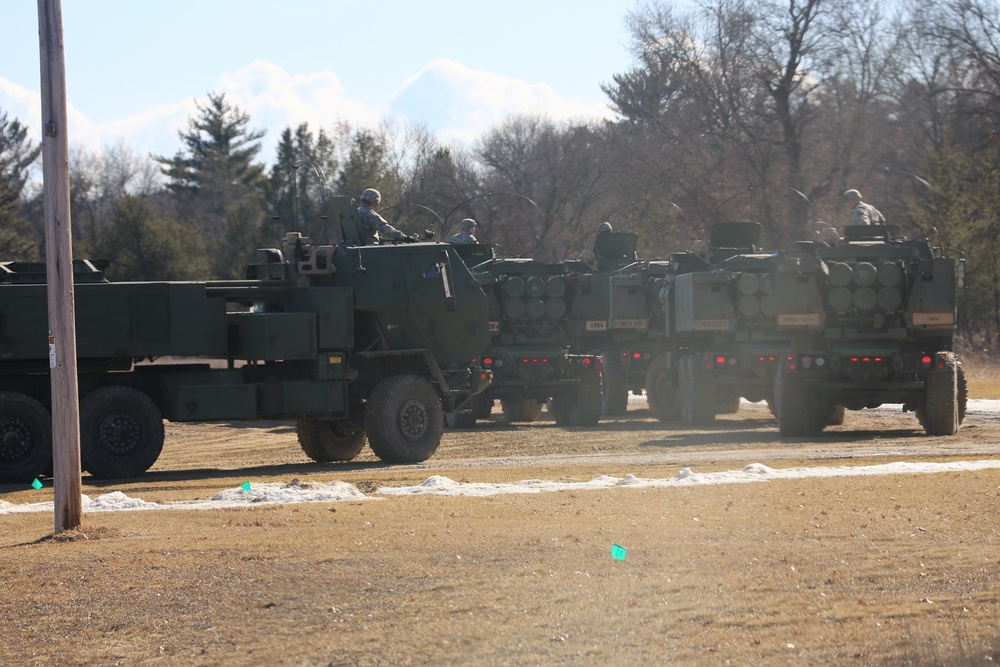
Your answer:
(31, 478), (43, 490)
(611, 544), (627, 561)
(242, 481), (251, 493)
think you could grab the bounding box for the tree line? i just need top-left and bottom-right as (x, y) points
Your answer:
(2, 0), (999, 345)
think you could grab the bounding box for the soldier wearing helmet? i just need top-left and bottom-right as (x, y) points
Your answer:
(448, 218), (479, 245)
(843, 189), (885, 226)
(357, 188), (413, 244)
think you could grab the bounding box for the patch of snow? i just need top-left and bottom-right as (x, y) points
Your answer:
(4, 460), (1000, 514)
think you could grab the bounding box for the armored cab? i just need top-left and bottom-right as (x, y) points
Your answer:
(645, 222), (789, 424)
(0, 198), (491, 482)
(770, 224), (966, 436)
(446, 249), (602, 428)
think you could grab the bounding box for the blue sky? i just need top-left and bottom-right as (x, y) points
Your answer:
(2, 1), (642, 164)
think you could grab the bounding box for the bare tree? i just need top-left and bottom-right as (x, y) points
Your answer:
(474, 115), (616, 261)
(69, 141), (161, 245)
(602, 0), (907, 243)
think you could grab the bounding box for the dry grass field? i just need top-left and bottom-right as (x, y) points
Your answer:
(2, 353), (1000, 666)
(962, 350), (1000, 400)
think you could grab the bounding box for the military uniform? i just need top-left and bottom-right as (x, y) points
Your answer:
(448, 230), (478, 245)
(357, 204), (408, 244)
(851, 201), (886, 226)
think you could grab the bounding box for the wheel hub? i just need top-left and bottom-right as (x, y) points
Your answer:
(398, 398), (429, 440)
(99, 411), (141, 455)
(0, 418), (30, 461)
(652, 374), (676, 403)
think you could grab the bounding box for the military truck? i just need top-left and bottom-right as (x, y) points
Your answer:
(770, 223), (966, 436)
(563, 232), (669, 416)
(0, 198), (491, 483)
(644, 222), (788, 424)
(447, 245), (602, 428)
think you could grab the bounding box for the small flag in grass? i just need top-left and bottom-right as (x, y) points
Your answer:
(31, 478), (43, 490)
(242, 480), (251, 493)
(611, 544), (627, 561)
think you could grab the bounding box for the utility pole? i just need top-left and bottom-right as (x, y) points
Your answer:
(37, 0), (82, 532)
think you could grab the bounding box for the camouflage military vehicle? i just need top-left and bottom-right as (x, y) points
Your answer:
(448, 245), (602, 428)
(644, 222), (787, 424)
(0, 197), (491, 483)
(563, 232), (670, 415)
(770, 223), (966, 436)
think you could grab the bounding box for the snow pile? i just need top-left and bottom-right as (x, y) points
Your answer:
(4, 460), (1000, 514)
(208, 479), (370, 505)
(377, 460), (1000, 496)
(0, 479), (373, 515)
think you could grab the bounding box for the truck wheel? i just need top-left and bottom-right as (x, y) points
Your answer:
(80, 386), (164, 479)
(501, 399), (543, 423)
(775, 366), (813, 437)
(681, 356), (716, 426)
(0, 392), (52, 484)
(826, 404), (846, 426)
(958, 361), (968, 424)
(645, 356), (681, 422)
(715, 391), (741, 415)
(553, 372), (602, 427)
(474, 389), (495, 420)
(600, 357), (629, 416)
(366, 375), (443, 463)
(297, 418), (366, 461)
(923, 359), (959, 436)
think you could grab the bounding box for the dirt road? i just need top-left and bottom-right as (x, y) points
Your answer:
(144, 399), (1000, 490)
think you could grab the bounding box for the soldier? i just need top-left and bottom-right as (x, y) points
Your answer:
(843, 189), (886, 226)
(597, 221), (613, 233)
(448, 218), (479, 245)
(357, 188), (413, 244)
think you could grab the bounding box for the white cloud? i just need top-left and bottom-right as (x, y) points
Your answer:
(2, 59), (614, 166)
(0, 76), (196, 160)
(0, 77), (43, 140)
(388, 58), (615, 142)
(217, 60), (383, 139)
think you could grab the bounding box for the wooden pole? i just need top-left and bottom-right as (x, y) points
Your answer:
(37, 0), (82, 532)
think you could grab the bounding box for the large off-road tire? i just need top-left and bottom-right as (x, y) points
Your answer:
(474, 390), (495, 420)
(645, 356), (681, 422)
(826, 404), (846, 426)
(553, 372), (602, 427)
(365, 375), (443, 463)
(600, 357), (629, 416)
(922, 359), (959, 436)
(80, 386), (164, 479)
(715, 391), (741, 415)
(501, 399), (544, 423)
(680, 355), (716, 426)
(775, 366), (814, 438)
(0, 392), (52, 484)
(958, 361), (968, 424)
(297, 418), (366, 462)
